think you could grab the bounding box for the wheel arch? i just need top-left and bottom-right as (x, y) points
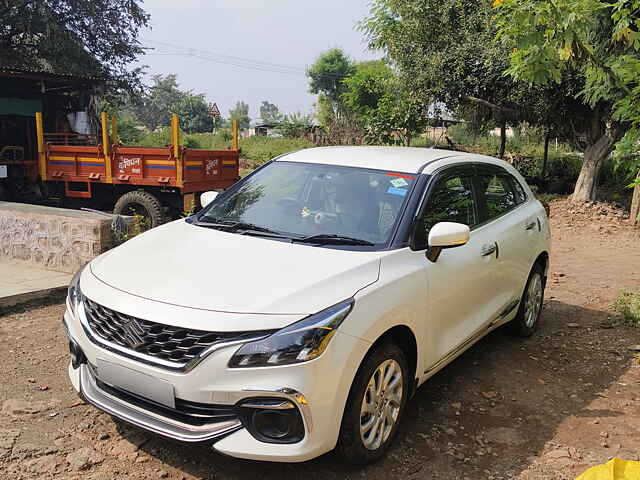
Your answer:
(534, 251), (550, 285)
(366, 325), (418, 396)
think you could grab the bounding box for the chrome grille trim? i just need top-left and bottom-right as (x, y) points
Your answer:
(78, 298), (273, 372)
(79, 364), (243, 442)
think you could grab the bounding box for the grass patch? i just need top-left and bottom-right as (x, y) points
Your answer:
(611, 291), (640, 327)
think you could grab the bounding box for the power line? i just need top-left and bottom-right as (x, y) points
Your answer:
(144, 39), (305, 73)
(143, 39), (352, 81)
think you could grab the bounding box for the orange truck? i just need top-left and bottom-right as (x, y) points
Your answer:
(28, 113), (240, 227)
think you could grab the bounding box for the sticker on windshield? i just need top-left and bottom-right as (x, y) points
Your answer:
(385, 172), (416, 180)
(387, 187), (407, 197)
(390, 177), (409, 188)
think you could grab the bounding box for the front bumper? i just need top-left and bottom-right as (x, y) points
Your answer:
(63, 295), (371, 462)
(77, 362), (242, 442)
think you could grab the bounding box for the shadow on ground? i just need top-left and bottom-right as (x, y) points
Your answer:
(121, 299), (638, 480)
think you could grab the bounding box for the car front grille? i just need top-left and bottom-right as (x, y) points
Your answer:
(83, 298), (272, 365)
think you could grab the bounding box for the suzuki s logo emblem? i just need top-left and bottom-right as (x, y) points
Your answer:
(121, 319), (146, 350)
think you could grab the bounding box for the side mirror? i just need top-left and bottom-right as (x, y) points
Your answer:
(200, 191), (219, 208)
(426, 222), (470, 262)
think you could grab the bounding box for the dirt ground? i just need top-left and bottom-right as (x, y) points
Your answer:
(1, 197), (639, 480)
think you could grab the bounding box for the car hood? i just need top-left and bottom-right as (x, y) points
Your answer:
(90, 219), (381, 315)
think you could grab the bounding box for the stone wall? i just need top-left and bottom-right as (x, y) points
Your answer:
(0, 202), (125, 274)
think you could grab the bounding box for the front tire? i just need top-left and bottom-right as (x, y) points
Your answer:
(509, 263), (545, 337)
(336, 342), (409, 464)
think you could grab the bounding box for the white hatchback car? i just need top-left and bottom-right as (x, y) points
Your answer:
(64, 147), (550, 464)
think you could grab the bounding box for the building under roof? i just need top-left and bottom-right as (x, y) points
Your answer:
(0, 68), (104, 190)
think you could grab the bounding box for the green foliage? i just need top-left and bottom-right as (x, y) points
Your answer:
(137, 127), (172, 147)
(129, 74), (214, 133)
(1, 1), (149, 96)
(132, 74), (182, 130)
(361, 1), (514, 115)
(342, 60), (395, 117)
(229, 101), (251, 129)
(494, 0), (639, 149)
(259, 101), (282, 123)
(174, 94), (213, 134)
(276, 113), (314, 138)
(116, 116), (143, 145)
(228, 136), (314, 168)
(611, 290), (640, 327)
(307, 49), (355, 107)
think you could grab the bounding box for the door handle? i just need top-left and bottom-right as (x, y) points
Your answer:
(525, 221), (537, 231)
(481, 242), (498, 257)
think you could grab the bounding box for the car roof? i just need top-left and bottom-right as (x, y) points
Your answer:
(277, 146), (503, 175)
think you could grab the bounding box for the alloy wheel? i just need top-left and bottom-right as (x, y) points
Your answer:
(359, 358), (403, 450)
(524, 272), (543, 328)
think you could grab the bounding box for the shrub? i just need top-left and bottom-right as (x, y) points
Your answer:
(611, 291), (640, 327)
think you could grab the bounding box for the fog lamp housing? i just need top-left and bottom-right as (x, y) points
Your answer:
(239, 398), (305, 444)
(69, 339), (86, 369)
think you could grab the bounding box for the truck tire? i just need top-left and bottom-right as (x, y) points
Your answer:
(114, 190), (165, 230)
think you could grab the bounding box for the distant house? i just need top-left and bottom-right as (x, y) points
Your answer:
(426, 102), (461, 126)
(254, 123), (278, 137)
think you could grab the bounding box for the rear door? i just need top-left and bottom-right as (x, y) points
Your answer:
(474, 164), (536, 315)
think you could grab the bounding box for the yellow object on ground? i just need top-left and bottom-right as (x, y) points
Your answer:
(576, 459), (640, 480)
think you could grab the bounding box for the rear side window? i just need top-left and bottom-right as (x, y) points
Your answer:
(414, 173), (477, 248)
(477, 167), (522, 222)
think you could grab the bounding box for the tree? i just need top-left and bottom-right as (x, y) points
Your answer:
(259, 101), (282, 124)
(175, 94), (213, 134)
(494, 0), (639, 202)
(342, 60), (427, 145)
(229, 101), (251, 129)
(132, 74), (185, 131)
(129, 74), (215, 133)
(0, 0), (149, 95)
(342, 60), (395, 117)
(116, 116), (143, 145)
(307, 49), (355, 119)
(361, 0), (527, 156)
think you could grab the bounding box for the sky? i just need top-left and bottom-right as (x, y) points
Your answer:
(137, 0), (381, 122)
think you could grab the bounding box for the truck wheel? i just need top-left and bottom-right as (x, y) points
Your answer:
(114, 190), (165, 230)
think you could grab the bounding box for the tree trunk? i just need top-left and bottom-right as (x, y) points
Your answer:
(542, 131), (551, 178)
(571, 132), (616, 203)
(630, 170), (640, 227)
(498, 118), (507, 159)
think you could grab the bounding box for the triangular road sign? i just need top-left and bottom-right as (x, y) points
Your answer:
(208, 103), (221, 117)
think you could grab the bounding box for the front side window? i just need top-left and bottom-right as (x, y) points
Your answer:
(477, 168), (520, 222)
(413, 173), (477, 249)
(198, 161), (417, 246)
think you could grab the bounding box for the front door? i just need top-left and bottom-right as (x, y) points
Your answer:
(413, 167), (501, 369)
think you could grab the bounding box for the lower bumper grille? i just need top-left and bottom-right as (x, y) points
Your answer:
(79, 364), (243, 442)
(95, 377), (238, 427)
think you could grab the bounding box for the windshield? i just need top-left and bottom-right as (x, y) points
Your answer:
(197, 161), (417, 246)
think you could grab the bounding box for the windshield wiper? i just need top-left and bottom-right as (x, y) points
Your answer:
(193, 219), (289, 238)
(293, 234), (375, 246)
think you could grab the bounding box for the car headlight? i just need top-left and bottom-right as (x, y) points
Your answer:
(228, 299), (354, 368)
(67, 265), (85, 315)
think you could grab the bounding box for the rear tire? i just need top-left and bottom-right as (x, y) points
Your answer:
(336, 342), (409, 465)
(509, 263), (545, 337)
(113, 190), (165, 230)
